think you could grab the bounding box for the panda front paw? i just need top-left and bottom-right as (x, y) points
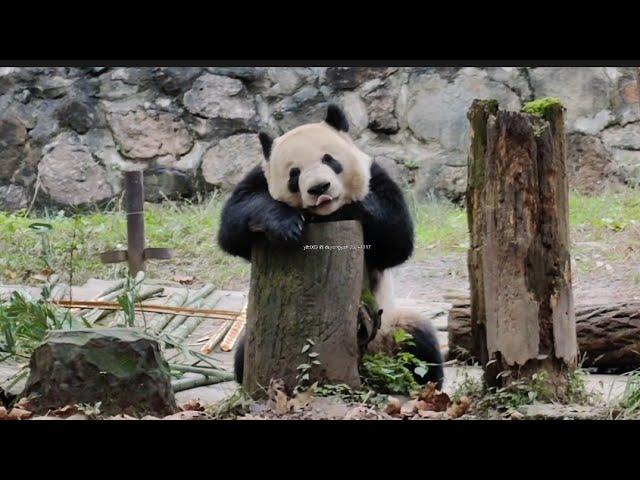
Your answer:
(262, 208), (305, 245)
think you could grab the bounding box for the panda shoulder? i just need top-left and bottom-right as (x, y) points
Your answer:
(235, 165), (269, 192)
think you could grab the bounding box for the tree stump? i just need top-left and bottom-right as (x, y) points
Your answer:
(466, 98), (578, 391)
(22, 328), (177, 417)
(243, 221), (364, 398)
(448, 299), (640, 371)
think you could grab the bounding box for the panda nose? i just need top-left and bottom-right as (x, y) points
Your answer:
(307, 182), (331, 196)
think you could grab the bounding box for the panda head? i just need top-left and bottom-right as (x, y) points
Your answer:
(259, 105), (372, 216)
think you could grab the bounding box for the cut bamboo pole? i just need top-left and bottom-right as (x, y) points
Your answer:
(171, 372), (234, 392)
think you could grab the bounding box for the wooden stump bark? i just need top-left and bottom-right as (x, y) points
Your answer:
(466, 99), (578, 390)
(243, 221), (364, 398)
(448, 299), (640, 371)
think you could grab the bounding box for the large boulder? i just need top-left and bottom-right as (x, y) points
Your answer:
(528, 67), (614, 134)
(39, 133), (115, 206)
(0, 184), (29, 212)
(183, 73), (256, 121)
(201, 133), (263, 191)
(405, 68), (521, 151)
(107, 108), (193, 159)
(0, 113), (27, 181)
(567, 133), (625, 193)
(22, 328), (178, 417)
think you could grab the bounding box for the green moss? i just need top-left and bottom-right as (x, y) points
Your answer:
(477, 99), (499, 112)
(521, 97), (564, 119)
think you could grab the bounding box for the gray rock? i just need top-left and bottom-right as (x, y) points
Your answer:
(340, 91), (368, 137)
(608, 67), (640, 125)
(426, 163), (467, 204)
(601, 123), (640, 151)
(485, 67), (533, 100)
(143, 167), (194, 202)
(406, 67), (521, 151)
(272, 85), (327, 131)
(0, 184), (29, 212)
(56, 96), (102, 134)
(609, 149), (640, 186)
(39, 133), (114, 206)
(528, 67), (613, 132)
(29, 75), (74, 99)
(0, 113), (27, 180)
(156, 141), (207, 173)
(267, 68), (307, 96)
(22, 328), (178, 417)
(207, 67), (267, 83)
(107, 109), (193, 159)
(324, 67), (395, 90)
(183, 74), (256, 121)
(201, 133), (263, 190)
(29, 100), (62, 146)
(567, 133), (625, 193)
(365, 87), (399, 134)
(153, 67), (203, 95)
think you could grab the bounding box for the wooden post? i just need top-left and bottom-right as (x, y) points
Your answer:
(99, 171), (172, 275)
(242, 221), (364, 398)
(466, 99), (577, 392)
(125, 171), (145, 276)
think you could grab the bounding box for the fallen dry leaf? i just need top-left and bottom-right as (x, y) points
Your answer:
(417, 410), (448, 420)
(3, 269), (16, 280)
(288, 390), (313, 411)
(400, 399), (419, 416)
(446, 396), (471, 419)
(8, 408), (33, 420)
(417, 382), (451, 412)
(179, 400), (205, 412)
(163, 411), (211, 420)
(51, 404), (78, 417)
(173, 274), (195, 285)
(509, 411), (524, 420)
(0, 407), (8, 420)
(384, 396), (402, 415)
(267, 379), (290, 415)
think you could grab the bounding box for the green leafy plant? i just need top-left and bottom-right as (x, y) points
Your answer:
(360, 329), (430, 395)
(207, 388), (252, 419)
(116, 271), (146, 327)
(294, 338), (321, 395)
(618, 370), (640, 418)
(0, 291), (82, 358)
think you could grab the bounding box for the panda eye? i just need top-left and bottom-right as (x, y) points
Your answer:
(288, 168), (300, 193)
(322, 154), (343, 174)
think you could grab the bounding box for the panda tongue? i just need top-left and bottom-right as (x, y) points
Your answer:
(315, 195), (333, 206)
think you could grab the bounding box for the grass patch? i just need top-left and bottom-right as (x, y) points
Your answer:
(0, 188), (637, 288)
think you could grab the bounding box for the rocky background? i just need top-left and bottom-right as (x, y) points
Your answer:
(0, 66), (638, 212)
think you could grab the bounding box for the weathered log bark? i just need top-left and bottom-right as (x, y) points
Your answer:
(466, 99), (578, 390)
(448, 300), (640, 371)
(243, 221), (364, 398)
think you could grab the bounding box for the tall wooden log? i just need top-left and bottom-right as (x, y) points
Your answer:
(448, 300), (640, 370)
(243, 221), (364, 398)
(466, 99), (578, 391)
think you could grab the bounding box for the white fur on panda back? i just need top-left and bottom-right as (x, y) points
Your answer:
(368, 269), (437, 358)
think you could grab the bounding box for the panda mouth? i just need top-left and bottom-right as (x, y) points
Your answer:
(315, 194), (335, 207)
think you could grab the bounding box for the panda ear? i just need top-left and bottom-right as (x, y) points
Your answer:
(258, 131), (273, 161)
(325, 104), (349, 133)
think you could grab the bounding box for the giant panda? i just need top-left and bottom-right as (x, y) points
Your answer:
(218, 104), (444, 389)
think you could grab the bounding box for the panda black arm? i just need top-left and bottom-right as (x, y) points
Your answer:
(360, 162), (414, 270)
(218, 166), (305, 260)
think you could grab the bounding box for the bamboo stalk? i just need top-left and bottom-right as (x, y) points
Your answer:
(170, 364), (229, 376)
(147, 291), (188, 334)
(93, 286), (165, 325)
(220, 305), (247, 352)
(200, 321), (234, 355)
(171, 372), (234, 393)
(161, 285), (217, 333)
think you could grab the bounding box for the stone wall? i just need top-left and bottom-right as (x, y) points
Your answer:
(0, 66), (638, 211)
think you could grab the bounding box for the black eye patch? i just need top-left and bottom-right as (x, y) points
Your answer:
(322, 154), (343, 174)
(288, 167), (300, 193)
